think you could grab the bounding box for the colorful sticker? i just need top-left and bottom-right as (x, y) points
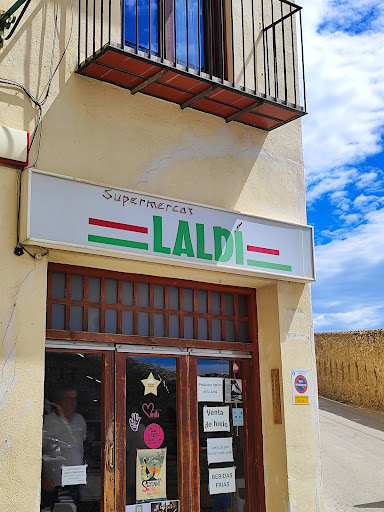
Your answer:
(142, 402), (160, 419)
(129, 412), (142, 432)
(136, 448), (167, 502)
(144, 424), (164, 449)
(224, 379), (243, 403)
(141, 373), (161, 396)
(233, 362), (239, 374)
(232, 408), (244, 427)
(150, 501), (179, 511)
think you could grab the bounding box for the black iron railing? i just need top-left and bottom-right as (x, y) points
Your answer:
(78, 0), (306, 111)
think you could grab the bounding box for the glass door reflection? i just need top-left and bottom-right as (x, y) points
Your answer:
(41, 352), (103, 512)
(197, 359), (247, 512)
(125, 356), (178, 510)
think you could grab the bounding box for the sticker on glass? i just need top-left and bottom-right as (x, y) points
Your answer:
(203, 406), (230, 432)
(150, 500), (180, 511)
(224, 379), (242, 403)
(142, 402), (160, 419)
(144, 424), (164, 449)
(232, 408), (244, 427)
(141, 373), (161, 396)
(136, 448), (167, 502)
(197, 377), (223, 402)
(129, 412), (142, 432)
(207, 437), (234, 464)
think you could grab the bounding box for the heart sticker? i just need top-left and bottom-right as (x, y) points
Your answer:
(142, 403), (155, 418)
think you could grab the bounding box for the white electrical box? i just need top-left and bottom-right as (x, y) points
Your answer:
(0, 126), (29, 166)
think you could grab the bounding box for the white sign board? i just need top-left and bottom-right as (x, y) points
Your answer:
(203, 406), (230, 432)
(126, 505), (151, 512)
(21, 169), (315, 283)
(197, 378), (223, 402)
(61, 464), (87, 486)
(292, 369), (310, 404)
(209, 467), (236, 495)
(207, 437), (234, 464)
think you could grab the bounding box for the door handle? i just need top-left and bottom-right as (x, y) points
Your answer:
(108, 442), (114, 472)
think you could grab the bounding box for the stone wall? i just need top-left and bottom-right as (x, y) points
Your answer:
(315, 329), (384, 411)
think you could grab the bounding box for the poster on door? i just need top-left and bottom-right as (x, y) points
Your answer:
(136, 448), (167, 502)
(207, 437), (234, 464)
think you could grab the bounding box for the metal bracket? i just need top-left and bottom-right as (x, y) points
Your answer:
(226, 100), (264, 123)
(181, 85), (217, 110)
(131, 68), (168, 95)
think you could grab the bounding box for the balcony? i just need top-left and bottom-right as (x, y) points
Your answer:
(77, 0), (306, 131)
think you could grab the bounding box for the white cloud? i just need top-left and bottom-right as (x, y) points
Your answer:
(300, 0), (384, 181)
(314, 306), (384, 332)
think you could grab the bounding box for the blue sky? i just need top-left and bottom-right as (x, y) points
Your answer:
(300, 0), (384, 332)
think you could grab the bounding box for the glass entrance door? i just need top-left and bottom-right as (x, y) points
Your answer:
(115, 350), (256, 512)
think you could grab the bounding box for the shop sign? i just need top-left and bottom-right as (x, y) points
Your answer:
(208, 467), (236, 495)
(21, 169), (315, 283)
(203, 406), (230, 432)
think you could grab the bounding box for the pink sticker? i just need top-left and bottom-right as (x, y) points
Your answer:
(142, 402), (160, 418)
(144, 423), (164, 449)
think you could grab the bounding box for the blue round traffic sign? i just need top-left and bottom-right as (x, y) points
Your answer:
(294, 375), (308, 394)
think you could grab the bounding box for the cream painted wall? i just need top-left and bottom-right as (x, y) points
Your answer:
(0, 0), (319, 511)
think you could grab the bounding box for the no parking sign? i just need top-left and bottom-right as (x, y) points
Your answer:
(292, 369), (310, 404)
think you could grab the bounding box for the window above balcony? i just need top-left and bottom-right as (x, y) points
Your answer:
(77, 0), (306, 131)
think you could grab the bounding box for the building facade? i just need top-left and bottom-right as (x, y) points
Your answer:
(0, 1), (321, 511)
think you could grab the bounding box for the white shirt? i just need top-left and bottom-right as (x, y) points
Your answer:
(42, 412), (87, 486)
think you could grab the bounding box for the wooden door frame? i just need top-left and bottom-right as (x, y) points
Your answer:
(45, 262), (266, 512)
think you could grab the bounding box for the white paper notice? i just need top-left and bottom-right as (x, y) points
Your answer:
(125, 505), (151, 512)
(209, 467), (236, 495)
(207, 437), (233, 464)
(197, 377), (223, 402)
(61, 464), (87, 486)
(203, 406), (230, 432)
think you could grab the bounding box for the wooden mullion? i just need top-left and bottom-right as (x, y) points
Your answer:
(133, 281), (138, 335)
(221, 292), (226, 341)
(177, 356), (191, 510)
(164, 286), (169, 337)
(102, 351), (115, 512)
(188, 357), (200, 512)
(65, 273), (71, 330)
(207, 290), (212, 340)
(100, 278), (106, 333)
(193, 290), (198, 340)
(234, 292), (239, 342)
(117, 280), (123, 334)
(179, 288), (184, 339)
(83, 275), (89, 332)
(115, 352), (127, 512)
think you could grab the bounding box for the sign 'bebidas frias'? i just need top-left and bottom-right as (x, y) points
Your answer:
(23, 170), (315, 282)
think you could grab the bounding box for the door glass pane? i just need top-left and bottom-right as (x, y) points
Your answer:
(52, 304), (65, 330)
(52, 272), (66, 299)
(125, 356), (178, 507)
(197, 359), (247, 512)
(123, 281), (134, 306)
(41, 352), (102, 512)
(89, 277), (101, 303)
(211, 292), (221, 315)
(106, 279), (118, 304)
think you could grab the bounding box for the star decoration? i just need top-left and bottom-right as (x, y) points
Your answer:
(141, 372), (161, 396)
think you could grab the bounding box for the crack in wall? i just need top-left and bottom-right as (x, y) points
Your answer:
(133, 144), (194, 190)
(0, 262), (37, 409)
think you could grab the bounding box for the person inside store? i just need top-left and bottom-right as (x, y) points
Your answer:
(41, 386), (87, 511)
